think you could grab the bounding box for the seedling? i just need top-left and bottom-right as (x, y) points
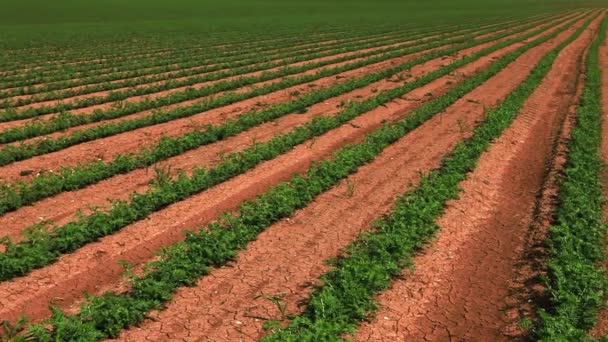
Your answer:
(254, 293), (290, 321)
(150, 165), (173, 188)
(0, 315), (34, 341)
(457, 118), (467, 133)
(344, 179), (355, 197)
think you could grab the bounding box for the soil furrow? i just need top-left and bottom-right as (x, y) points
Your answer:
(0, 34), (430, 131)
(0, 16), (573, 185)
(112, 23), (587, 341)
(0, 17), (570, 242)
(353, 13), (597, 342)
(3, 30), (440, 104)
(6, 33), (426, 112)
(0, 12), (588, 329)
(0, 32), (511, 181)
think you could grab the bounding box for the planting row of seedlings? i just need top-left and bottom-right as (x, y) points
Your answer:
(0, 13), (557, 121)
(0, 27), (431, 100)
(1, 9), (570, 328)
(0, 23), (430, 95)
(0, 26), (499, 123)
(0, 7), (591, 299)
(534, 15), (608, 341)
(0, 22), (420, 75)
(6, 13), (552, 105)
(0, 22), (391, 72)
(261, 13), (602, 342)
(0, 10), (582, 172)
(6, 12), (597, 342)
(0, 22), (450, 90)
(0, 18), (571, 154)
(0, 12), (580, 221)
(0, 21), (493, 108)
(2, 10), (563, 98)
(2, 10), (559, 84)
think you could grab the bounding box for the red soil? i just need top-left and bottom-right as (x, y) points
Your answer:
(114, 20), (592, 341)
(353, 12), (598, 342)
(0, 14), (573, 243)
(0, 11), (587, 330)
(7, 27), (457, 106)
(0, 14), (574, 187)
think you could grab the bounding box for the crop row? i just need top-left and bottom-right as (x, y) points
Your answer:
(0, 13), (577, 220)
(0, 26), (431, 100)
(0, 23), (391, 73)
(0, 22), (418, 75)
(9, 11), (594, 341)
(535, 15), (608, 341)
(0, 23), (425, 93)
(0, 13), (546, 122)
(0, 22), (477, 107)
(262, 13), (597, 341)
(0, 17), (539, 169)
(1, 11), (561, 97)
(2, 12), (553, 84)
(0, 9), (584, 291)
(0, 26), (489, 124)
(0, 23), (448, 90)
(0, 24), (365, 69)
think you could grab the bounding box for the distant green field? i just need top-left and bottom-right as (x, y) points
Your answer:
(0, 0), (602, 47)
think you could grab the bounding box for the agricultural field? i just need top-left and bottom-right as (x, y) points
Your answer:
(2, 0), (608, 340)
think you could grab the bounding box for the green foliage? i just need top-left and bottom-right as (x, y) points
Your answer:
(8, 12), (592, 340)
(0, 12), (576, 219)
(0, 15), (541, 160)
(263, 13), (596, 342)
(535, 15), (608, 341)
(0, 25), (446, 118)
(0, 12), (580, 282)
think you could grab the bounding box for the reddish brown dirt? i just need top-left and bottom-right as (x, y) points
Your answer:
(6, 33), (424, 112)
(0, 12), (589, 328)
(353, 13), (598, 342)
(0, 15), (575, 188)
(0, 31), (358, 93)
(501, 37), (587, 339)
(112, 27), (592, 342)
(0, 16), (574, 243)
(4, 36), (361, 102)
(589, 20), (608, 339)
(3, 33), (442, 105)
(0, 14), (566, 138)
(0, 36), (428, 134)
